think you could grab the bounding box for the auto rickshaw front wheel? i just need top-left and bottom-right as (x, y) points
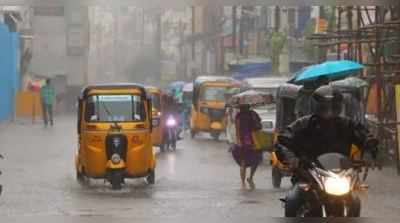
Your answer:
(146, 170), (155, 185)
(190, 130), (197, 139)
(211, 132), (220, 141)
(110, 173), (123, 190)
(272, 166), (283, 188)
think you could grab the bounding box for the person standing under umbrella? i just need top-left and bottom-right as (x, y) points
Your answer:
(232, 104), (262, 190)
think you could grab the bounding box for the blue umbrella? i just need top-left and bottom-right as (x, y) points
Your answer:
(294, 60), (364, 83)
(167, 81), (185, 93)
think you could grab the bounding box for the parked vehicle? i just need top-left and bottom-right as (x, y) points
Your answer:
(242, 77), (287, 148)
(241, 77), (288, 99)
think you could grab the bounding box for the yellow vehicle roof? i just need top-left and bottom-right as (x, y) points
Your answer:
(80, 83), (147, 99)
(145, 86), (162, 94)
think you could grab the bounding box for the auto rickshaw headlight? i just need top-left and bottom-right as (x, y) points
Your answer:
(111, 153), (121, 164)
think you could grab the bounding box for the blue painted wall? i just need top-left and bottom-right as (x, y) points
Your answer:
(0, 23), (20, 121)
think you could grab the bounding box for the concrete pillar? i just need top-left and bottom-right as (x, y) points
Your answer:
(65, 5), (89, 86)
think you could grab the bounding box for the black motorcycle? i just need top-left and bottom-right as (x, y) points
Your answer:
(282, 153), (375, 217)
(162, 115), (177, 151)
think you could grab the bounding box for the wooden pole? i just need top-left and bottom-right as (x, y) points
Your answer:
(337, 7), (342, 60)
(192, 6), (196, 61)
(357, 6), (363, 64)
(375, 6), (384, 148)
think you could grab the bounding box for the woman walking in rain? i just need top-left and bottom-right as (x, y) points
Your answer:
(232, 104), (262, 190)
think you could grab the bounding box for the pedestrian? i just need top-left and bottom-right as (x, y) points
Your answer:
(40, 78), (56, 127)
(225, 104), (237, 146)
(232, 104), (262, 190)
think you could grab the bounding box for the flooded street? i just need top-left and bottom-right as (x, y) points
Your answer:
(1, 116), (400, 221)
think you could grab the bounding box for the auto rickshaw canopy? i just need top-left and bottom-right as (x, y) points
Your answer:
(80, 83), (148, 99)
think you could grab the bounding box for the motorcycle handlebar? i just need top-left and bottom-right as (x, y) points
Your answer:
(352, 159), (382, 170)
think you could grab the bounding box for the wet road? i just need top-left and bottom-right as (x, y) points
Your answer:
(1, 116), (400, 220)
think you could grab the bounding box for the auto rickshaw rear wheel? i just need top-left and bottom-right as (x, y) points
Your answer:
(211, 132), (220, 141)
(272, 166), (283, 188)
(77, 168), (88, 185)
(146, 170), (155, 185)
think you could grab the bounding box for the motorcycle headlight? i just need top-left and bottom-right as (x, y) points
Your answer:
(166, 117), (176, 126)
(111, 153), (121, 164)
(324, 177), (350, 196)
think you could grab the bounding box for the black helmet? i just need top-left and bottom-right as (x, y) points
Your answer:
(311, 85), (343, 119)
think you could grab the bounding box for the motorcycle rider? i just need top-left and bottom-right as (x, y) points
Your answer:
(275, 85), (378, 217)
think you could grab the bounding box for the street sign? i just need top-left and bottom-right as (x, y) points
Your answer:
(315, 17), (328, 34)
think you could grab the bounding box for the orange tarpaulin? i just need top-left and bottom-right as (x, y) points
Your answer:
(367, 82), (381, 115)
(16, 91), (42, 118)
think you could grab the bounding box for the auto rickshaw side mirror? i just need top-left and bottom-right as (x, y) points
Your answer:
(77, 97), (83, 135)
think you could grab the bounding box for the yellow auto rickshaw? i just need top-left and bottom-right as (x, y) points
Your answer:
(271, 82), (364, 188)
(146, 86), (164, 149)
(190, 76), (239, 140)
(75, 83), (156, 190)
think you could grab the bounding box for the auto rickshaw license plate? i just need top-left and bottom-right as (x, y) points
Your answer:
(131, 135), (144, 145)
(211, 122), (223, 130)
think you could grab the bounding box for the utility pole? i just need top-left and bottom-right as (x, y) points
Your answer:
(232, 6), (237, 57)
(239, 6), (244, 55)
(346, 6), (353, 60)
(155, 11), (162, 83)
(142, 8), (145, 49)
(274, 6), (281, 32)
(191, 6), (196, 61)
(337, 7), (342, 60)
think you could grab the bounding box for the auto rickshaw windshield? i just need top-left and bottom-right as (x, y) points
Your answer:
(200, 86), (230, 101)
(85, 94), (146, 122)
